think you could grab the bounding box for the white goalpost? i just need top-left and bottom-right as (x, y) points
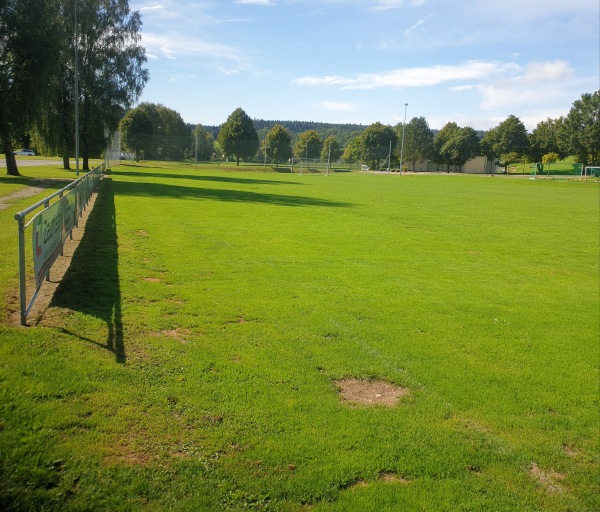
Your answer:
(583, 166), (600, 180)
(294, 157), (330, 175)
(530, 162), (586, 180)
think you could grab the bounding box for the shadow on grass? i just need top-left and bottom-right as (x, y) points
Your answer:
(50, 177), (124, 363)
(112, 169), (303, 186)
(112, 179), (352, 208)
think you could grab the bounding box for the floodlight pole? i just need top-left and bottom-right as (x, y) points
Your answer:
(399, 103), (408, 174)
(157, 126), (161, 162)
(305, 143), (308, 174)
(327, 143), (331, 176)
(74, 0), (80, 176)
(387, 141), (391, 174)
(195, 129), (198, 170)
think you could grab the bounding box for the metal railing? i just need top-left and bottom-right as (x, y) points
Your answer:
(14, 164), (104, 325)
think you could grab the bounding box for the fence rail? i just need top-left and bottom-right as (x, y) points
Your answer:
(14, 164), (104, 325)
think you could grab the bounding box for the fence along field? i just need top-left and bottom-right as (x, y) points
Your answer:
(13, 165), (103, 324)
(0, 164), (598, 511)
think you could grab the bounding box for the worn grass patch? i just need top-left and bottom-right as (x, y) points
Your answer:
(336, 378), (409, 407)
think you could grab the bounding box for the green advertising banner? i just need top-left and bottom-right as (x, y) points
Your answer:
(31, 200), (63, 288)
(62, 189), (78, 237)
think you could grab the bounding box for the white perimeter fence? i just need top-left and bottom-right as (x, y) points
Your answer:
(14, 164), (104, 325)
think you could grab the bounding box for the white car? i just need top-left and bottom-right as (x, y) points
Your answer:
(14, 149), (36, 156)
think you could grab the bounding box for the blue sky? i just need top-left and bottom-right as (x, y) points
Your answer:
(131, 0), (599, 131)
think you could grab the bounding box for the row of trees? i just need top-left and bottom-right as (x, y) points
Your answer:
(119, 106), (346, 167)
(384, 92), (599, 172)
(215, 108), (344, 167)
(121, 91), (597, 171)
(1, 0), (148, 175)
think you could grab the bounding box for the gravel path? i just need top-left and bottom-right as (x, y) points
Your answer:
(0, 184), (51, 211)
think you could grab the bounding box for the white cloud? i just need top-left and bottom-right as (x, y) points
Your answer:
(235, 0), (275, 4)
(369, 0), (404, 11)
(471, 0), (598, 20)
(519, 109), (571, 131)
(138, 4), (164, 11)
(518, 60), (574, 84)
(141, 32), (250, 72)
(475, 60), (575, 109)
(405, 14), (431, 35)
(317, 101), (356, 111)
(294, 61), (518, 90)
(449, 84), (479, 92)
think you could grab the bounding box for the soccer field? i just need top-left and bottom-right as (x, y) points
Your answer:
(1, 164), (598, 511)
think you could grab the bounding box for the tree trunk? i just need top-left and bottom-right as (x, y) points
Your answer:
(4, 150), (20, 176)
(0, 124), (20, 176)
(61, 93), (71, 170)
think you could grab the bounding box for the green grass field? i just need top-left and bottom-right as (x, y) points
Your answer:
(1, 162), (598, 511)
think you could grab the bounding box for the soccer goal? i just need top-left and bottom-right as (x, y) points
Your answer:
(530, 162), (584, 180)
(292, 157), (332, 175)
(583, 166), (600, 180)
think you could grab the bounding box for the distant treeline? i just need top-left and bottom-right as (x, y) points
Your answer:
(200, 120), (369, 147)
(198, 120), (488, 148)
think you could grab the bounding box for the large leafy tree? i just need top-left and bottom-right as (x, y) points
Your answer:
(0, 0), (59, 175)
(497, 152), (523, 172)
(433, 122), (459, 171)
(192, 124), (215, 162)
(218, 107), (259, 165)
(77, 0), (148, 170)
(440, 126), (480, 167)
(481, 115), (529, 170)
(120, 102), (189, 161)
(396, 116), (434, 171)
(293, 130), (322, 160)
(358, 122), (397, 170)
(262, 124), (292, 168)
(342, 137), (362, 165)
(528, 118), (562, 163)
(154, 104), (189, 161)
(435, 124), (480, 171)
(557, 91), (600, 166)
(120, 106), (154, 161)
(320, 135), (342, 163)
(31, 0), (76, 170)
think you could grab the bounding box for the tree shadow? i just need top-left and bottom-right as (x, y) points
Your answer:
(112, 169), (304, 187)
(112, 180), (352, 208)
(50, 177), (124, 363)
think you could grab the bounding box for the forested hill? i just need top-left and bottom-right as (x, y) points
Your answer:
(204, 119), (368, 147)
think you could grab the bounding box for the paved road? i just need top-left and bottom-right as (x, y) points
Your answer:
(0, 158), (65, 167)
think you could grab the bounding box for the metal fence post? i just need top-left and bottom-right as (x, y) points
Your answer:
(17, 216), (27, 326)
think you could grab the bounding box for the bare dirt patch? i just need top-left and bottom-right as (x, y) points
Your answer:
(0, 183), (51, 211)
(0, 177), (75, 212)
(378, 473), (410, 484)
(349, 473), (411, 491)
(149, 328), (191, 344)
(530, 462), (566, 494)
(335, 378), (409, 407)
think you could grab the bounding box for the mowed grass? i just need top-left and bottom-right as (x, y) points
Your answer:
(0, 163), (598, 511)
